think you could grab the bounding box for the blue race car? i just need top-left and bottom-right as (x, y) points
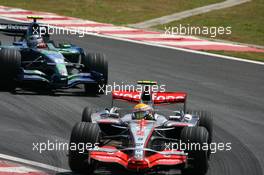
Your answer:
(0, 16), (108, 95)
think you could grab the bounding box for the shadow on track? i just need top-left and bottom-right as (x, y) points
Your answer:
(55, 169), (181, 175)
(55, 164), (181, 175)
(1, 86), (102, 98)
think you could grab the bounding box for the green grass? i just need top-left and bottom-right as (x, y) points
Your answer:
(209, 51), (264, 62)
(0, 0), (223, 25)
(155, 0), (264, 46)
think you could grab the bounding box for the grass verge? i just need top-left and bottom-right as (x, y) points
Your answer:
(155, 0), (264, 61)
(0, 0), (223, 25)
(155, 0), (264, 46)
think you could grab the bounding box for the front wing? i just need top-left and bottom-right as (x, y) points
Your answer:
(90, 146), (187, 170)
(17, 69), (103, 88)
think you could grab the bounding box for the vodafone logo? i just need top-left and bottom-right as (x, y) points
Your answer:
(153, 93), (185, 101)
(113, 91), (141, 100)
(112, 91), (186, 104)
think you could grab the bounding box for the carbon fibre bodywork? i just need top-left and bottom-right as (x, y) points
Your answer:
(85, 90), (201, 172)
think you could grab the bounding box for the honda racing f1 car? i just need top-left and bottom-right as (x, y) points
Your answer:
(0, 16), (108, 94)
(69, 81), (213, 174)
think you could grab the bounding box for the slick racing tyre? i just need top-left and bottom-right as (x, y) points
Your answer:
(82, 107), (96, 122)
(82, 53), (108, 94)
(186, 110), (213, 144)
(0, 48), (21, 90)
(69, 122), (100, 173)
(180, 126), (209, 175)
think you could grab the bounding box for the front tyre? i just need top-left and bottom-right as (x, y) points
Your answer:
(187, 110), (213, 144)
(68, 122), (100, 173)
(181, 126), (209, 175)
(82, 53), (108, 95)
(82, 107), (96, 122)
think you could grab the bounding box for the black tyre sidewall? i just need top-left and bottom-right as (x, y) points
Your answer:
(69, 122), (100, 173)
(82, 53), (108, 94)
(180, 126), (209, 175)
(82, 107), (95, 122)
(82, 52), (108, 83)
(187, 110), (213, 144)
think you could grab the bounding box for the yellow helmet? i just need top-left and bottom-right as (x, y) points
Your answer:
(134, 103), (148, 110)
(133, 103), (154, 120)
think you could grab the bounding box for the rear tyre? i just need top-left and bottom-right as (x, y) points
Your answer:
(82, 107), (95, 122)
(180, 126), (209, 175)
(82, 53), (108, 94)
(0, 48), (21, 90)
(69, 122), (100, 173)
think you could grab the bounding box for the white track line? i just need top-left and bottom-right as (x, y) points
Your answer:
(0, 153), (68, 172)
(148, 40), (245, 46)
(0, 166), (41, 173)
(0, 16), (263, 66)
(93, 33), (264, 65)
(107, 33), (199, 39)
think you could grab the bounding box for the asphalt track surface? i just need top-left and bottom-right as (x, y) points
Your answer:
(0, 18), (263, 175)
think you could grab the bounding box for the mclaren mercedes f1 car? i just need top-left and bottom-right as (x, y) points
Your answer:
(69, 81), (213, 175)
(0, 16), (107, 94)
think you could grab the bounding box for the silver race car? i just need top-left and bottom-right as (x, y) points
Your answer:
(69, 81), (213, 175)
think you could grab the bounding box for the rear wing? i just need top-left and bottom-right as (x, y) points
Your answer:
(27, 16), (43, 22)
(112, 91), (141, 103)
(0, 23), (28, 37)
(137, 80), (157, 85)
(0, 16), (47, 37)
(112, 90), (187, 111)
(154, 92), (187, 104)
(112, 91), (187, 103)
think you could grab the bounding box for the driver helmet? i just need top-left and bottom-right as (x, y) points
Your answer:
(27, 35), (46, 48)
(133, 103), (154, 120)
